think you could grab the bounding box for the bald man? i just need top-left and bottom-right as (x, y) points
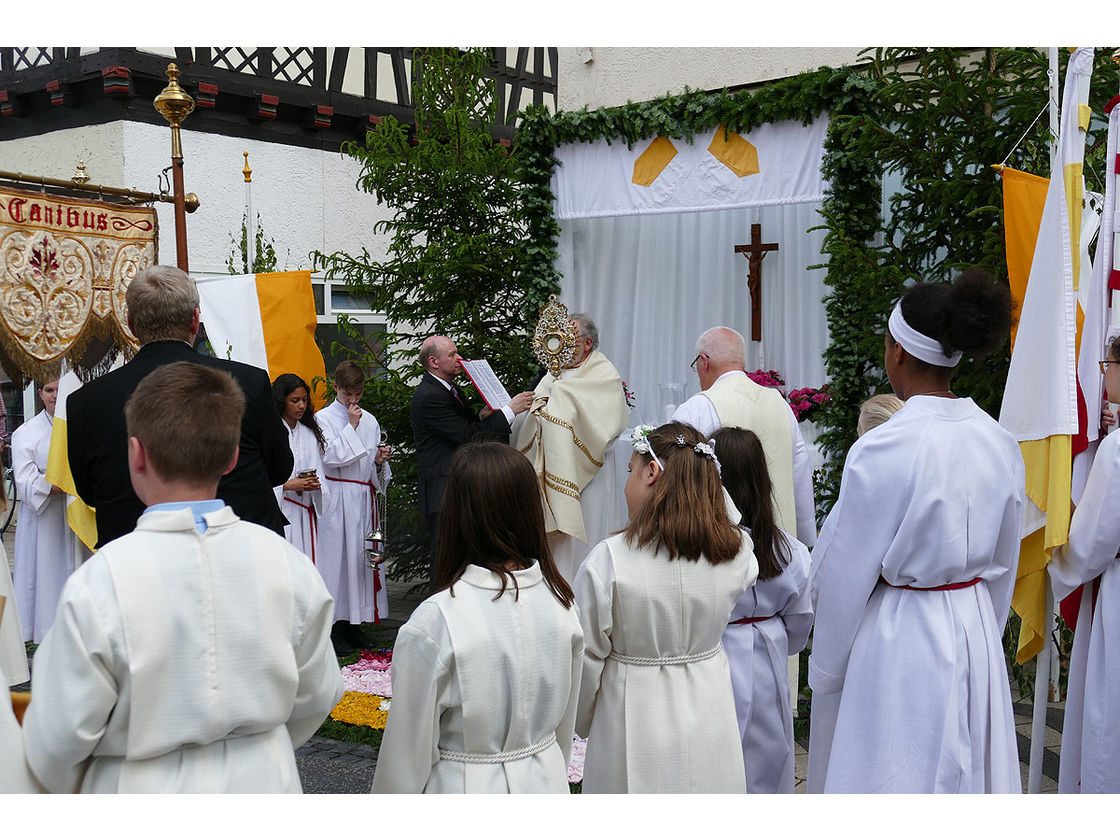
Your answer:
(672, 326), (816, 547)
(410, 336), (533, 585)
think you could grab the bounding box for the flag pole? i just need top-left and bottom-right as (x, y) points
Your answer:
(1025, 46), (1062, 796)
(243, 152), (255, 272)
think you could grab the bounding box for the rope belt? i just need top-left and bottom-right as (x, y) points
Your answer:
(439, 733), (556, 764)
(608, 644), (722, 666)
(324, 475), (383, 624)
(282, 495), (317, 565)
(728, 614), (775, 625)
(878, 575), (983, 591)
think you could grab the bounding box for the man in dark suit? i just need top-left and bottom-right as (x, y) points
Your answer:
(68, 265), (294, 548)
(410, 335), (533, 584)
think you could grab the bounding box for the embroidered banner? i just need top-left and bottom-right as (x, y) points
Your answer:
(0, 185), (156, 381)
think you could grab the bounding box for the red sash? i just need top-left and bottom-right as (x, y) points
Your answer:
(878, 575), (983, 591)
(728, 614), (775, 625)
(324, 475), (383, 624)
(282, 495), (317, 565)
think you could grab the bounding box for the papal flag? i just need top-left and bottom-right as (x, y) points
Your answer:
(44, 365), (97, 551)
(195, 271), (327, 408)
(999, 47), (1095, 663)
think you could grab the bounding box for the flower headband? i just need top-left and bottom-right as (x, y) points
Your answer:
(631, 426), (721, 474)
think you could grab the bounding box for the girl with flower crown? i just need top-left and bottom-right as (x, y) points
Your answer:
(573, 421), (758, 793)
(712, 427), (813, 794)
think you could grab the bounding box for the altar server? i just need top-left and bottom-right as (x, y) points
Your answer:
(272, 374), (331, 566)
(316, 361), (392, 651)
(372, 441), (583, 793)
(0, 664), (37, 792)
(808, 269), (1023, 793)
(1048, 334), (1120, 793)
(713, 427), (812, 794)
(22, 363), (342, 793)
(12, 379), (84, 643)
(574, 422), (757, 793)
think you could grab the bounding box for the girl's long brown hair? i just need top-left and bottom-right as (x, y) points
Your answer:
(623, 422), (742, 565)
(711, 427), (789, 580)
(435, 441), (574, 607)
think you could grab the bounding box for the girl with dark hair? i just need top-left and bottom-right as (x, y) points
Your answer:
(712, 427), (812, 794)
(371, 441), (583, 794)
(271, 373), (330, 565)
(1048, 333), (1120, 792)
(808, 268), (1024, 793)
(573, 421), (758, 793)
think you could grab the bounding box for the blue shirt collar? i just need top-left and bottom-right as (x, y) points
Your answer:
(143, 499), (226, 534)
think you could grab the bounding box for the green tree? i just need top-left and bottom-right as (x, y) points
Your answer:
(227, 212), (279, 274)
(312, 47), (553, 588)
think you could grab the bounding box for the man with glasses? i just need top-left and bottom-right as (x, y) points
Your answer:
(512, 314), (630, 584)
(673, 326), (816, 547)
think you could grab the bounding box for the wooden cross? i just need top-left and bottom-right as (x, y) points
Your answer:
(734, 223), (779, 342)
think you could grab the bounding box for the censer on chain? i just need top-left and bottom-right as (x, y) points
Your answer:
(365, 489), (386, 571)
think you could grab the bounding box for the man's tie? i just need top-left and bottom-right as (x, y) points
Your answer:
(451, 386), (466, 407)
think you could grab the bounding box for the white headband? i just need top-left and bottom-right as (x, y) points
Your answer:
(888, 302), (962, 367)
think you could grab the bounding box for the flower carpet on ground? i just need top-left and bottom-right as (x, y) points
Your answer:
(329, 648), (587, 784)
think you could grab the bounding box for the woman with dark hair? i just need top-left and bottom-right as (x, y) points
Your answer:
(1048, 333), (1120, 793)
(808, 268), (1024, 793)
(271, 373), (330, 565)
(573, 421), (758, 793)
(712, 427), (812, 794)
(371, 441), (583, 794)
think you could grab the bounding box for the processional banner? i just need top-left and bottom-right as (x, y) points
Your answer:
(0, 185), (155, 382)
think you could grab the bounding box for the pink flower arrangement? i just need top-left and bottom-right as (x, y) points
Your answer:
(746, 369), (785, 390)
(787, 385), (830, 422)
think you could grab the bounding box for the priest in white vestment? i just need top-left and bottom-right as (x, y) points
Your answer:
(1048, 341), (1120, 793)
(316, 361), (392, 641)
(512, 315), (630, 583)
(672, 327), (816, 547)
(21, 362), (343, 793)
(12, 380), (86, 644)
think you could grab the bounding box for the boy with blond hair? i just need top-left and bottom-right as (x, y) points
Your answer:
(23, 362), (342, 793)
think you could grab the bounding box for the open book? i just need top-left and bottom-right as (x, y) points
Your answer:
(459, 359), (512, 411)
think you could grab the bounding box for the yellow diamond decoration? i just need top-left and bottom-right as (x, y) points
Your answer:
(707, 125), (760, 178)
(632, 137), (678, 187)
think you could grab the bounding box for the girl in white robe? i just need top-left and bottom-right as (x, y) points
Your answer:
(272, 374), (331, 566)
(12, 380), (82, 644)
(713, 427), (812, 794)
(0, 663), (37, 792)
(808, 270), (1024, 793)
(574, 422), (758, 793)
(1048, 335), (1120, 793)
(316, 363), (392, 637)
(371, 441), (583, 793)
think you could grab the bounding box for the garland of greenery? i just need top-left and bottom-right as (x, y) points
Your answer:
(515, 66), (883, 516)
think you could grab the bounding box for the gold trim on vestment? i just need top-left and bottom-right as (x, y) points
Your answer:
(543, 471), (581, 501)
(539, 410), (604, 467)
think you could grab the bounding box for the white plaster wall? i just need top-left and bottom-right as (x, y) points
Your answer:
(556, 47), (867, 111)
(1, 122), (393, 275)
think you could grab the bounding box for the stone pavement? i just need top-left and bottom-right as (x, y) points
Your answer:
(6, 519), (1068, 794)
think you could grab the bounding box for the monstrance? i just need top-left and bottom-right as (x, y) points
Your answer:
(531, 295), (577, 378)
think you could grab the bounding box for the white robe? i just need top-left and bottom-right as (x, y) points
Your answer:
(721, 528), (812, 793)
(372, 561), (583, 793)
(316, 399), (392, 624)
(0, 539), (29, 686)
(807, 396), (1024, 793)
(1049, 428), (1120, 793)
(12, 411), (82, 643)
(274, 420), (331, 567)
(22, 506), (343, 793)
(573, 533), (758, 793)
(0, 664), (37, 792)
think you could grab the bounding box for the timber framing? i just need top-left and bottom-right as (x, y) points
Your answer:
(0, 47), (558, 150)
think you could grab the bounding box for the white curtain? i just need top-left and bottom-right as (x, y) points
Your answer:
(556, 200), (830, 428)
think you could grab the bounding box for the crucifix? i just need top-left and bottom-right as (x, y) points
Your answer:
(734, 223), (779, 342)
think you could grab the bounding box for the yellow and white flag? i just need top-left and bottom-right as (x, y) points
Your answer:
(999, 47), (1095, 663)
(44, 365), (97, 551)
(195, 271), (327, 409)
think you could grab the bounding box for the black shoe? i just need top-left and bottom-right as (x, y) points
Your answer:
(344, 623), (368, 651)
(331, 622), (356, 656)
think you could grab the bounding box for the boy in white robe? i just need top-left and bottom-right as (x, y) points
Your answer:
(22, 362), (342, 793)
(316, 361), (392, 651)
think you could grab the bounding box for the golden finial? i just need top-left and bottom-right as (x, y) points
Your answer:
(153, 63), (195, 129)
(71, 160), (90, 186)
(243, 152), (252, 183)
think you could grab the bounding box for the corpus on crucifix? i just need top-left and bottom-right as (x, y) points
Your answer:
(734, 223), (779, 342)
